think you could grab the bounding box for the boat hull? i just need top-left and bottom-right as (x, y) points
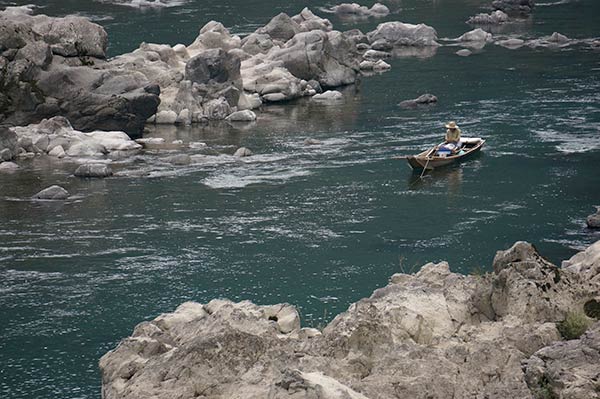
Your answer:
(404, 138), (485, 171)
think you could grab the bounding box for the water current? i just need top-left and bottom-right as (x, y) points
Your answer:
(0, 0), (599, 397)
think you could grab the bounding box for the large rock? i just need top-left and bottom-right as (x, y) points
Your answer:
(524, 322), (600, 399)
(255, 13), (301, 42)
(187, 21), (241, 54)
(291, 8), (333, 33)
(32, 185), (69, 200)
(268, 30), (360, 88)
(1, 7), (107, 58)
(367, 22), (439, 47)
(100, 241), (600, 399)
(184, 48), (242, 107)
(0, 8), (160, 137)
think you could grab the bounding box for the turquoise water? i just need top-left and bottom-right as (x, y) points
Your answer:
(1, 0), (600, 398)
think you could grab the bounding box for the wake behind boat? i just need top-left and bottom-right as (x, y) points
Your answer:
(404, 137), (486, 171)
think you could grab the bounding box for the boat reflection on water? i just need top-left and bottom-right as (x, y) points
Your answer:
(407, 165), (464, 194)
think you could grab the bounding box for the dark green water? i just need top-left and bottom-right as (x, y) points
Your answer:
(1, 0), (599, 398)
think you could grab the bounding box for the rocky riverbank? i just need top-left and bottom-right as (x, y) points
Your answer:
(100, 240), (600, 399)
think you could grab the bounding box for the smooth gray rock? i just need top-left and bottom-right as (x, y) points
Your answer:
(367, 21), (439, 47)
(268, 30), (360, 88)
(74, 163), (113, 178)
(255, 13), (301, 42)
(457, 28), (493, 43)
(312, 90), (343, 101)
(233, 147), (253, 157)
(456, 49), (472, 57)
(328, 3), (390, 19)
(226, 110), (257, 122)
(33, 185), (69, 200)
(0, 161), (19, 171)
(587, 208), (600, 229)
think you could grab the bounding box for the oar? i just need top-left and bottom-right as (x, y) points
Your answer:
(418, 146), (437, 179)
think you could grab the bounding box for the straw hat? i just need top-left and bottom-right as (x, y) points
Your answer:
(445, 121), (459, 129)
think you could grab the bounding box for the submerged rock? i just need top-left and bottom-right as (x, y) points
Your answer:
(233, 147), (253, 157)
(100, 241), (600, 399)
(225, 110), (257, 122)
(456, 49), (472, 57)
(399, 93), (438, 108)
(0, 161), (19, 171)
(74, 163), (113, 178)
(497, 38), (525, 49)
(312, 90), (343, 101)
(32, 185), (69, 200)
(586, 208), (600, 229)
(492, 0), (535, 16)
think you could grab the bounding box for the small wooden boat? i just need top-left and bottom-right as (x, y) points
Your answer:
(404, 137), (486, 171)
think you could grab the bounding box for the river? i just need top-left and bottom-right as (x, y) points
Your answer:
(0, 0), (599, 397)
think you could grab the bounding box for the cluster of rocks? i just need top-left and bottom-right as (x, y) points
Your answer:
(0, 6), (160, 137)
(110, 8), (441, 126)
(0, 116), (139, 176)
(100, 240), (600, 399)
(5, 116), (140, 160)
(467, 0), (535, 25)
(496, 32), (577, 50)
(324, 3), (390, 19)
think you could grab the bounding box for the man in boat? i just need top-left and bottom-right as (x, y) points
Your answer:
(442, 121), (462, 154)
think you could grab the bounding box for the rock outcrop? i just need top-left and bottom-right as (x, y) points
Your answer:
(8, 116), (141, 161)
(0, 6), (160, 137)
(100, 241), (600, 399)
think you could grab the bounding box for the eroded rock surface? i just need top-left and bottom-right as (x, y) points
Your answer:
(100, 241), (600, 399)
(0, 6), (160, 137)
